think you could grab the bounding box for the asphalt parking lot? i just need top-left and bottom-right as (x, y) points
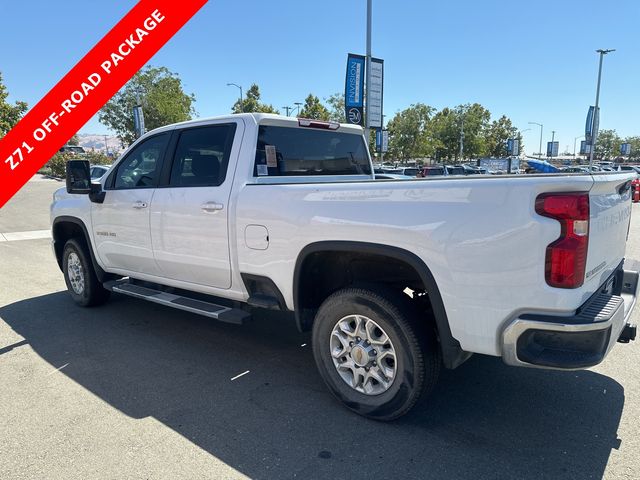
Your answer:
(1, 176), (639, 480)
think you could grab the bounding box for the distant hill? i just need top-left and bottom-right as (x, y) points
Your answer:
(76, 134), (124, 154)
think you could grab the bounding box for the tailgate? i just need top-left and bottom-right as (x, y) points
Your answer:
(585, 173), (635, 286)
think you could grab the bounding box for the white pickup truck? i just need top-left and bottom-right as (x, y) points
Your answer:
(51, 113), (638, 420)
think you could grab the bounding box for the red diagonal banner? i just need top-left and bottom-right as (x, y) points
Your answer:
(0, 0), (208, 208)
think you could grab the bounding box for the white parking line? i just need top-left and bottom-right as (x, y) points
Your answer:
(230, 370), (250, 381)
(0, 230), (51, 242)
(46, 363), (69, 376)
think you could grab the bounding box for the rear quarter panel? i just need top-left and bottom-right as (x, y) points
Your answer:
(235, 174), (606, 356)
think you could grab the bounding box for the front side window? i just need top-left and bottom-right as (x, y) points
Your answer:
(254, 126), (371, 176)
(169, 124), (236, 187)
(113, 133), (169, 189)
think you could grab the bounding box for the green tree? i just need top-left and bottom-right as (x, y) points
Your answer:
(299, 94), (330, 120)
(232, 84), (279, 114)
(326, 93), (346, 123)
(429, 108), (459, 162)
(386, 103), (435, 161)
(485, 115), (519, 157)
(99, 66), (196, 145)
(594, 129), (622, 160)
(67, 134), (80, 146)
(0, 72), (28, 138)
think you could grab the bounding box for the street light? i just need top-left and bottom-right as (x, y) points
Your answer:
(226, 83), (243, 113)
(589, 48), (615, 169)
(282, 106), (292, 116)
(293, 102), (303, 117)
(528, 122), (543, 159)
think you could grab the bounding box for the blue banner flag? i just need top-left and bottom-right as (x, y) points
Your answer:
(344, 54), (365, 126)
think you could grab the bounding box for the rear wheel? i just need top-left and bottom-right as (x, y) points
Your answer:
(62, 238), (110, 307)
(312, 287), (441, 421)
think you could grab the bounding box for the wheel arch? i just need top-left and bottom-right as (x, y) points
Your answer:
(52, 216), (111, 282)
(293, 241), (471, 369)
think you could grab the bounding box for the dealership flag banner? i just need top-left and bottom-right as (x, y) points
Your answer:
(0, 0), (208, 209)
(344, 54), (365, 126)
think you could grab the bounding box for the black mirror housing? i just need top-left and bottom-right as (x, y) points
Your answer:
(66, 160), (91, 194)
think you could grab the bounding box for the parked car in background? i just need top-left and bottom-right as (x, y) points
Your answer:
(396, 167), (420, 177)
(560, 166), (590, 174)
(375, 174), (415, 180)
(445, 165), (466, 176)
(90, 165), (112, 179)
(462, 164), (487, 175)
(59, 145), (86, 155)
(418, 165), (446, 177)
(616, 165), (640, 176)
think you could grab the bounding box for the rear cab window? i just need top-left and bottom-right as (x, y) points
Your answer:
(253, 125), (371, 178)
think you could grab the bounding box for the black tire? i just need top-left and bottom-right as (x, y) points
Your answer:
(62, 238), (110, 307)
(312, 287), (441, 421)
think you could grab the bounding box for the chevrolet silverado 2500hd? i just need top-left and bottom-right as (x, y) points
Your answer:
(51, 113), (638, 420)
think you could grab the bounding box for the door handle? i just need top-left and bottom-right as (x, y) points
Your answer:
(201, 202), (224, 212)
(132, 201), (148, 209)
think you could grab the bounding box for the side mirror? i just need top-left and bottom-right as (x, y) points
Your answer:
(66, 160), (91, 194)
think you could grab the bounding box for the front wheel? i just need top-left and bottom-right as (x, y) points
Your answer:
(62, 238), (110, 307)
(312, 287), (441, 421)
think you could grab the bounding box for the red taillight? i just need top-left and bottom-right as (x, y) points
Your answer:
(535, 192), (590, 289)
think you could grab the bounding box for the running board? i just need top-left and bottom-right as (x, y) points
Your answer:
(106, 281), (250, 325)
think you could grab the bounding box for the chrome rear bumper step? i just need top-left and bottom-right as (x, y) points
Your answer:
(105, 281), (250, 325)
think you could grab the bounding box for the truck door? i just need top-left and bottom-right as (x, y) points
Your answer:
(92, 132), (170, 276)
(149, 121), (241, 289)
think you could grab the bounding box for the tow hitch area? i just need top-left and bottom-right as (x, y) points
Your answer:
(618, 324), (637, 343)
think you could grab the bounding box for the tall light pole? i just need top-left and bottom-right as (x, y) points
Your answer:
(227, 83), (243, 113)
(528, 122), (543, 159)
(458, 107), (465, 162)
(282, 106), (292, 116)
(550, 130), (556, 159)
(364, 0), (372, 142)
(589, 48), (615, 169)
(294, 102), (303, 117)
(573, 135), (584, 159)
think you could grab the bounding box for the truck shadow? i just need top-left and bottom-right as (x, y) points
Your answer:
(1, 292), (625, 480)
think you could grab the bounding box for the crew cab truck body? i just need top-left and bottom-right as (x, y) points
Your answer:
(52, 113), (638, 420)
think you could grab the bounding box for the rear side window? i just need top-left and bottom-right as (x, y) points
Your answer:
(169, 124), (236, 187)
(254, 126), (371, 176)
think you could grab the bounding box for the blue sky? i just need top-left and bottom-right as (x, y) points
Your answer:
(1, 0), (638, 155)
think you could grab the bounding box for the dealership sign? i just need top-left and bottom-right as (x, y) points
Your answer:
(344, 54), (365, 126)
(368, 58), (384, 128)
(547, 141), (559, 158)
(585, 106), (600, 145)
(375, 129), (389, 153)
(621, 143), (632, 155)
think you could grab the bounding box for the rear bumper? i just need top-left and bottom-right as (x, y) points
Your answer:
(502, 261), (639, 369)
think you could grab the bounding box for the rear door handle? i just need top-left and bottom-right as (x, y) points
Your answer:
(132, 201), (148, 209)
(201, 202), (224, 212)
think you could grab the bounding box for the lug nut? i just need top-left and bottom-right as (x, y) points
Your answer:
(372, 350), (377, 355)
(356, 337), (361, 341)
